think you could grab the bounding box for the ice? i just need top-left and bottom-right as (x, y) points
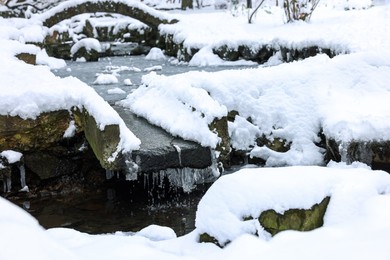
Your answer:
(172, 144), (182, 167)
(18, 164), (28, 192)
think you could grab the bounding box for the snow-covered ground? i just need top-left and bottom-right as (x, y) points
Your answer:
(1, 0), (390, 259)
(1, 163), (390, 259)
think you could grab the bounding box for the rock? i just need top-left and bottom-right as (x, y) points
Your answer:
(213, 45), (240, 61)
(199, 233), (220, 246)
(73, 108), (122, 170)
(209, 116), (231, 168)
(24, 152), (78, 180)
(259, 196), (331, 236)
(0, 110), (72, 152)
(15, 53), (36, 65)
(256, 135), (291, 153)
(113, 106), (213, 173)
(72, 46), (100, 62)
(325, 139), (390, 172)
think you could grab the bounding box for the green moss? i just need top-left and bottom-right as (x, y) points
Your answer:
(73, 108), (121, 170)
(259, 196), (331, 236)
(209, 116), (231, 167)
(0, 110), (71, 151)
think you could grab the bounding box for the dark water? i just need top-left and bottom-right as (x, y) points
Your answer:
(16, 182), (210, 236)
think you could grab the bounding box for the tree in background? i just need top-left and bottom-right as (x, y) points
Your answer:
(2, 0), (62, 16)
(181, 0), (193, 9)
(283, 0), (320, 22)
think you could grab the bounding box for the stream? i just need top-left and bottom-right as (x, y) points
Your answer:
(20, 54), (255, 236)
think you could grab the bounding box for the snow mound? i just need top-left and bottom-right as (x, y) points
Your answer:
(119, 72), (227, 148)
(135, 224), (177, 241)
(0, 150), (23, 164)
(195, 165), (390, 245)
(123, 78), (133, 85)
(107, 87), (126, 94)
(94, 74), (119, 85)
(122, 51), (390, 165)
(70, 38), (102, 56)
(145, 47), (166, 60)
(0, 197), (78, 260)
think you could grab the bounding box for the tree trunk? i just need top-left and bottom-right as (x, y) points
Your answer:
(181, 0), (193, 9)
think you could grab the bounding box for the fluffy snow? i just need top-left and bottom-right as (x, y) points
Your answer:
(196, 165), (390, 245)
(122, 51), (390, 165)
(2, 165), (390, 259)
(119, 4), (390, 165)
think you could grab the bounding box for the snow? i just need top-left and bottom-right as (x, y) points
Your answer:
(145, 47), (166, 60)
(94, 73), (119, 84)
(119, 3), (390, 165)
(195, 165), (390, 245)
(0, 150), (23, 164)
(107, 87), (126, 94)
(134, 224), (177, 241)
(70, 37), (102, 56)
(0, 33), (140, 159)
(1, 165), (390, 259)
(123, 78), (133, 85)
(1, 0), (390, 259)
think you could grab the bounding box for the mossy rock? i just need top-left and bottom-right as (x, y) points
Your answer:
(324, 138), (390, 172)
(198, 233), (225, 247)
(259, 196), (331, 236)
(213, 45), (240, 61)
(72, 46), (100, 62)
(0, 110), (72, 152)
(256, 135), (291, 153)
(209, 116), (231, 167)
(73, 108), (121, 170)
(15, 53), (36, 65)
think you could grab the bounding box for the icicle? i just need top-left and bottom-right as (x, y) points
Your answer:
(172, 144), (182, 167)
(339, 141), (349, 163)
(19, 165), (27, 188)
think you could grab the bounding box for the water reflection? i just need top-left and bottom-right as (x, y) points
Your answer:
(19, 181), (210, 236)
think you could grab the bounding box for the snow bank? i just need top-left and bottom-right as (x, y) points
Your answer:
(122, 51), (390, 165)
(196, 165), (390, 245)
(2, 165), (390, 260)
(160, 4), (390, 54)
(0, 197), (78, 260)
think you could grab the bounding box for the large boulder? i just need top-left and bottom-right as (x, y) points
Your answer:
(0, 110), (72, 152)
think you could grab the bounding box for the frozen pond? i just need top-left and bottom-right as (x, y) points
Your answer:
(53, 55), (257, 104)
